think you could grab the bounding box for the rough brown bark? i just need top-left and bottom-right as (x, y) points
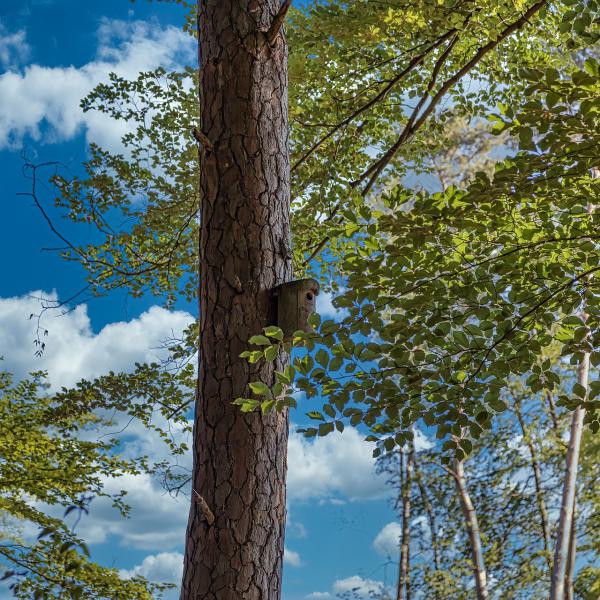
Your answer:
(181, 2), (292, 598)
(397, 449), (413, 600)
(454, 459), (489, 600)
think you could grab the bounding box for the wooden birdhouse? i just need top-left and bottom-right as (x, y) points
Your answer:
(273, 278), (320, 340)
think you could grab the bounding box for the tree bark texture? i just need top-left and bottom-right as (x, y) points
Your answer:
(454, 459), (489, 600)
(181, 2), (292, 598)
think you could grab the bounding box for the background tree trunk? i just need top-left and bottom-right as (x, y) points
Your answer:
(454, 459), (489, 600)
(397, 448), (413, 600)
(514, 401), (552, 569)
(550, 182), (596, 600)
(412, 446), (441, 572)
(565, 498), (576, 600)
(181, 1), (292, 598)
(550, 357), (588, 600)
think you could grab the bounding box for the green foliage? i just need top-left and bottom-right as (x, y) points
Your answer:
(0, 369), (172, 598)
(374, 369), (600, 598)
(240, 55), (600, 461)
(288, 0), (600, 275)
(51, 67), (199, 305)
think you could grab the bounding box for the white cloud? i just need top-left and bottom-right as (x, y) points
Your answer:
(317, 291), (347, 320)
(284, 547), (302, 567)
(372, 522), (401, 558)
(332, 575), (384, 598)
(0, 290), (193, 390)
(0, 22), (30, 70)
(120, 551), (182, 600)
(75, 472), (188, 551)
(305, 593), (332, 599)
(120, 551), (183, 582)
(287, 427), (389, 502)
(0, 291), (195, 553)
(413, 428), (433, 452)
(0, 18), (194, 150)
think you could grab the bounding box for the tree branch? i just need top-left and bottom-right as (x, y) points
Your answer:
(358, 0), (548, 194)
(267, 0), (292, 45)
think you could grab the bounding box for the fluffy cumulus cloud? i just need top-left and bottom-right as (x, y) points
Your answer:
(0, 291), (193, 389)
(120, 551), (183, 582)
(372, 521), (401, 557)
(121, 551), (183, 600)
(0, 21), (30, 70)
(287, 427), (389, 502)
(71, 472), (189, 551)
(287, 426), (431, 502)
(284, 547), (302, 567)
(332, 575), (385, 598)
(0, 18), (194, 150)
(317, 290), (348, 320)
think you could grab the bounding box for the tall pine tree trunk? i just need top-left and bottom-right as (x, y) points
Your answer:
(181, 2), (292, 598)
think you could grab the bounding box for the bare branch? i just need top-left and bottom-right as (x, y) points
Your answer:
(358, 0), (548, 194)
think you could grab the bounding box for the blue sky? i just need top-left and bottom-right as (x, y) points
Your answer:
(0, 2), (410, 598)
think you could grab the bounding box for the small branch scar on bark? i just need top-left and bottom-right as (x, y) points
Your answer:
(192, 128), (214, 154)
(278, 238), (293, 262)
(266, 0), (292, 45)
(193, 489), (215, 525)
(234, 275), (243, 294)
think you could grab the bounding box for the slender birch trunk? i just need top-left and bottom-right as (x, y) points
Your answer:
(454, 459), (489, 600)
(397, 448), (414, 600)
(565, 498), (576, 600)
(549, 178), (596, 599)
(412, 446), (442, 571)
(549, 358), (587, 600)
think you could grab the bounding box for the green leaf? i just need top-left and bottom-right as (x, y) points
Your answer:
(249, 335), (271, 346)
(307, 411), (325, 421)
(316, 348), (329, 368)
(264, 326), (284, 340)
(249, 381), (270, 396)
(264, 345), (278, 362)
